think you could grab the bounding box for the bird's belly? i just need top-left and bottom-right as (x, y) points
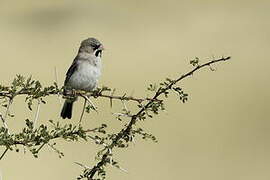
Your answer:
(68, 64), (100, 91)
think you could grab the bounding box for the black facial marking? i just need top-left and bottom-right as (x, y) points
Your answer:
(95, 50), (102, 57)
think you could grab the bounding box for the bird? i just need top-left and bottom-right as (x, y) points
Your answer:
(61, 37), (104, 119)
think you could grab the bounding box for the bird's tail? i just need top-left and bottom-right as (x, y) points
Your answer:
(61, 100), (74, 119)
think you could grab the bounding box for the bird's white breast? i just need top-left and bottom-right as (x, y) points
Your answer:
(68, 59), (101, 91)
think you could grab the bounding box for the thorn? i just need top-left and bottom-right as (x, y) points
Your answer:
(110, 89), (116, 108)
(209, 64), (216, 71)
(74, 162), (91, 169)
(80, 94), (98, 113)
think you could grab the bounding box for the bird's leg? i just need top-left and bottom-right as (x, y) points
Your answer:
(63, 88), (77, 101)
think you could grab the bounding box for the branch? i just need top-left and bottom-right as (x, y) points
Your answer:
(0, 114), (8, 131)
(0, 97), (13, 160)
(82, 56), (231, 179)
(0, 120), (107, 159)
(0, 56), (231, 179)
(0, 87), (160, 104)
(0, 124), (104, 147)
(33, 99), (41, 128)
(95, 94), (161, 103)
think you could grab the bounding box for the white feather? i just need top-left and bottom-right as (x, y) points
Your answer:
(68, 56), (101, 91)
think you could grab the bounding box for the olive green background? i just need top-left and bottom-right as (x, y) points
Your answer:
(0, 0), (270, 179)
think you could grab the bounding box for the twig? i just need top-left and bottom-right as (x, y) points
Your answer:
(0, 90), (160, 104)
(108, 156), (128, 173)
(0, 125), (102, 147)
(121, 100), (129, 112)
(109, 88), (116, 107)
(33, 99), (41, 128)
(79, 99), (87, 123)
(1, 98), (12, 132)
(4, 99), (12, 121)
(0, 114), (8, 131)
(87, 135), (108, 147)
(54, 67), (59, 85)
(80, 94), (98, 113)
(36, 142), (46, 153)
(54, 67), (62, 105)
(74, 162), (91, 169)
(0, 148), (8, 160)
(96, 94), (160, 103)
(0, 98), (13, 160)
(112, 113), (132, 117)
(47, 143), (64, 157)
(110, 164), (128, 173)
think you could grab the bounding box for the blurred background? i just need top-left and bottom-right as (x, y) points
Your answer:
(0, 0), (270, 179)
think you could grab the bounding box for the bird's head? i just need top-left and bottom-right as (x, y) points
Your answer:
(79, 37), (104, 57)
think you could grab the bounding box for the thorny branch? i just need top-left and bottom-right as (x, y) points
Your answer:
(0, 56), (231, 180)
(0, 114), (8, 131)
(0, 97), (13, 160)
(81, 56), (231, 179)
(0, 87), (160, 104)
(0, 122), (107, 147)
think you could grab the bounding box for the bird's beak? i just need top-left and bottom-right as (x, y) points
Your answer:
(99, 45), (105, 50)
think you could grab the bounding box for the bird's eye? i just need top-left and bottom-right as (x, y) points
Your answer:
(95, 50), (102, 57)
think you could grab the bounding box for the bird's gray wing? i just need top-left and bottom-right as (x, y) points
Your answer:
(64, 57), (79, 86)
